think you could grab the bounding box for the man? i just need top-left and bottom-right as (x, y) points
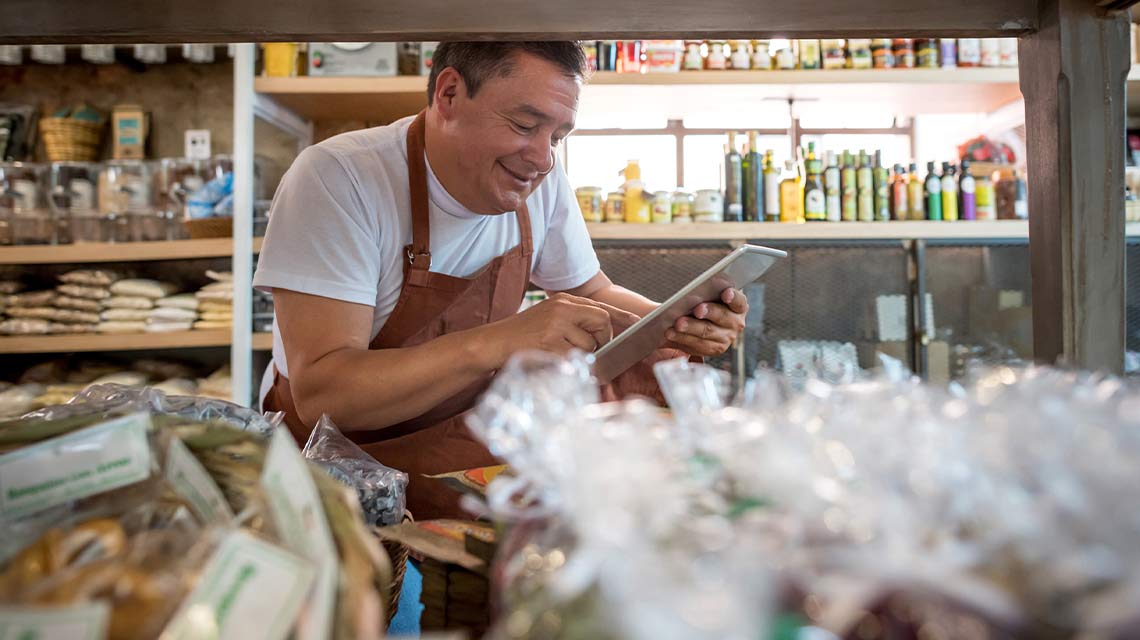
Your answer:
(255, 41), (748, 518)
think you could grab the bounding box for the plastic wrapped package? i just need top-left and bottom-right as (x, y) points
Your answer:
(470, 352), (1140, 639)
(302, 415), (408, 526)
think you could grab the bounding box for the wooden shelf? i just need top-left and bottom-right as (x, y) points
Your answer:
(589, 221), (1140, 240)
(0, 237), (264, 265)
(251, 332), (273, 350)
(0, 331), (275, 354)
(255, 68), (1022, 121)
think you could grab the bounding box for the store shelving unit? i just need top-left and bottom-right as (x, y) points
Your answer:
(0, 238), (264, 265)
(582, 220), (1117, 241)
(0, 331), (274, 354)
(254, 67), (1023, 121)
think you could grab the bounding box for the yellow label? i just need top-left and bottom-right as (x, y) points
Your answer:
(780, 180), (804, 223)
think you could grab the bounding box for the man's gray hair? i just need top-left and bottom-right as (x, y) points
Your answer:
(427, 41), (588, 105)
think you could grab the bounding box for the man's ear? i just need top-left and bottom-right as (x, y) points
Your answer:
(432, 67), (466, 119)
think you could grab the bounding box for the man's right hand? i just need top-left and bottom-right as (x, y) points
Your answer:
(478, 293), (641, 368)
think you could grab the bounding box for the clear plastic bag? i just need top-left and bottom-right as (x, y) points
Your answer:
(302, 415), (408, 527)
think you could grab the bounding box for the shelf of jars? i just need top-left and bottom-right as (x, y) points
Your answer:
(586, 221), (1140, 241)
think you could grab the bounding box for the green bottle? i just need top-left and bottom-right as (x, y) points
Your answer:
(742, 131), (763, 221)
(856, 150), (874, 222)
(924, 161), (943, 220)
(840, 150), (857, 221)
(872, 150), (890, 221)
(803, 143), (826, 221)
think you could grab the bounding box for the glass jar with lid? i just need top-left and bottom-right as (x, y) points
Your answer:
(49, 161), (101, 243)
(156, 158), (213, 240)
(1, 162), (52, 245)
(99, 159), (153, 242)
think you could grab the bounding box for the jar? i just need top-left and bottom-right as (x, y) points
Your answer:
(156, 158), (211, 217)
(398, 43), (421, 76)
(671, 191), (693, 222)
(847, 39), (872, 69)
(1, 162), (53, 245)
(693, 189), (724, 222)
(798, 40), (821, 70)
(100, 160), (154, 242)
(706, 41), (728, 70)
(870, 39), (894, 68)
(651, 191), (673, 223)
(957, 39), (982, 66)
(682, 41), (704, 71)
(575, 186), (604, 222)
(729, 41), (752, 70)
(49, 161), (100, 244)
(774, 42), (796, 70)
(604, 192), (625, 223)
(750, 40), (771, 70)
(980, 39), (1001, 67)
(822, 39), (847, 70)
(940, 39), (957, 67)
(892, 39), (916, 68)
(999, 38), (1018, 67)
(916, 39), (939, 68)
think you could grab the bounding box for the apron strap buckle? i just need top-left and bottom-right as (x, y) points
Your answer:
(407, 246), (432, 269)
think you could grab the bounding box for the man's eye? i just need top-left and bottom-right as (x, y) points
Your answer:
(512, 122), (536, 133)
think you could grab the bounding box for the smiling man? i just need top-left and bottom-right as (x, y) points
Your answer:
(255, 41), (748, 518)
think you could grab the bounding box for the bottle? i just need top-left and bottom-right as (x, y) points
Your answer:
(804, 143), (826, 221)
(939, 39), (957, 67)
(840, 151), (857, 221)
(723, 132), (744, 222)
(856, 151), (874, 222)
(779, 159), (804, 223)
(822, 39), (847, 69)
(763, 150), (781, 222)
(682, 41), (704, 71)
(891, 164), (908, 220)
(847, 39), (872, 69)
(706, 41), (728, 69)
(916, 39), (939, 68)
(957, 38), (982, 66)
(1013, 170), (1029, 219)
(959, 160), (977, 220)
(622, 159), (650, 223)
(907, 162), (924, 220)
(799, 39), (821, 70)
(941, 162), (959, 221)
(976, 172), (997, 220)
(980, 38), (1001, 67)
(751, 40), (772, 69)
(824, 151), (841, 221)
(742, 131), (763, 222)
(873, 150), (890, 221)
(924, 161), (943, 220)
(893, 38), (916, 68)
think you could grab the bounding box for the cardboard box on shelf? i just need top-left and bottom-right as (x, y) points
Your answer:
(111, 104), (148, 159)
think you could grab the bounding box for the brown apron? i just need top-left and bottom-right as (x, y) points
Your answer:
(264, 110), (692, 520)
(264, 110), (530, 520)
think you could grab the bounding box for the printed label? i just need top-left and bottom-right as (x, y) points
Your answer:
(166, 437), (234, 525)
(260, 428), (338, 640)
(0, 413), (153, 519)
(0, 603), (110, 640)
(162, 531), (314, 640)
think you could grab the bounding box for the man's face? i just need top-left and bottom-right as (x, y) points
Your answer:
(442, 52), (580, 214)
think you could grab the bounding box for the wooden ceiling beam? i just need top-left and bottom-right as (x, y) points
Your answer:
(0, 0), (1036, 44)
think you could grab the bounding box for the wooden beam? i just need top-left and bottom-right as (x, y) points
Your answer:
(1019, 0), (1128, 373)
(1, 0), (1035, 44)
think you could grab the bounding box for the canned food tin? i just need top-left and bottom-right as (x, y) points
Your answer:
(651, 190), (673, 224)
(575, 186), (603, 222)
(604, 192), (625, 223)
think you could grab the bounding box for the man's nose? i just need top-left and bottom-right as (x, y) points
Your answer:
(522, 136), (555, 175)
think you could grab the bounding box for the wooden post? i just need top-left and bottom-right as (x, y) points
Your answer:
(1019, 0), (1130, 373)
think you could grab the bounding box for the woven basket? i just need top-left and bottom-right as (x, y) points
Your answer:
(40, 116), (104, 162)
(184, 217), (233, 239)
(378, 513), (413, 627)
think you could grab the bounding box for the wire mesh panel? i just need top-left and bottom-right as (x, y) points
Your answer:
(1127, 239), (1140, 377)
(594, 239), (911, 381)
(922, 241), (1032, 381)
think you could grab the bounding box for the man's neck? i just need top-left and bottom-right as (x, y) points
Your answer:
(423, 109), (492, 215)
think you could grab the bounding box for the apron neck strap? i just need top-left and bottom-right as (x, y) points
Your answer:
(406, 110), (432, 270)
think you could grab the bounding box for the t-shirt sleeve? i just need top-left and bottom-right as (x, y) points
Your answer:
(253, 146), (381, 307)
(530, 164), (601, 291)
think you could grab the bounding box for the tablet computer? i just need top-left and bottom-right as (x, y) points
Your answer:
(593, 244), (786, 383)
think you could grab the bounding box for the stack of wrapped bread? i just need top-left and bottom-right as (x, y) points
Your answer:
(193, 270), (233, 331)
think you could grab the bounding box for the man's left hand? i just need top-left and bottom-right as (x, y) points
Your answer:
(664, 288), (748, 357)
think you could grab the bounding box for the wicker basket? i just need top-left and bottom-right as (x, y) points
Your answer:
(378, 513), (413, 627)
(40, 116), (104, 162)
(184, 217), (233, 239)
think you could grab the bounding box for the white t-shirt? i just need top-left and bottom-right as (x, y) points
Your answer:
(253, 115), (600, 398)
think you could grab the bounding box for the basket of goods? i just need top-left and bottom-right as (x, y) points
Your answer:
(0, 384), (408, 639)
(39, 104), (105, 162)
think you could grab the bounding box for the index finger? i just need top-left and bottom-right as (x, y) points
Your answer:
(721, 288), (748, 314)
